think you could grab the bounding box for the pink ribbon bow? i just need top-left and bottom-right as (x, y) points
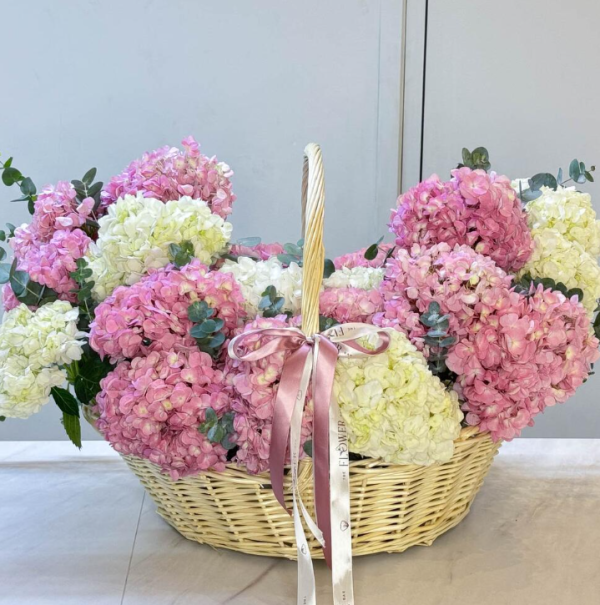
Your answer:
(229, 323), (390, 600)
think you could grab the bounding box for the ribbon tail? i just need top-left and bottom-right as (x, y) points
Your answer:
(269, 343), (312, 512)
(312, 335), (338, 569)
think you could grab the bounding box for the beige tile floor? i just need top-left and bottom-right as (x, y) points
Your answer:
(1, 439), (599, 605)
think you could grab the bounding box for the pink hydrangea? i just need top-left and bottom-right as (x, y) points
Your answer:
(3, 181), (94, 310)
(374, 243), (513, 352)
(229, 241), (285, 260)
(8, 228), (91, 301)
(102, 136), (236, 218)
(90, 259), (246, 363)
(390, 169), (533, 272)
(26, 181), (94, 242)
(333, 243), (394, 270)
(226, 315), (313, 474)
(95, 348), (233, 480)
(448, 286), (599, 441)
(319, 287), (383, 324)
(2, 283), (20, 311)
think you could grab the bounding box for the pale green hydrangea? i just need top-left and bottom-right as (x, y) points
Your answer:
(519, 227), (600, 314)
(86, 194), (232, 300)
(323, 266), (384, 290)
(219, 256), (303, 317)
(334, 329), (463, 466)
(526, 186), (600, 256)
(0, 301), (86, 419)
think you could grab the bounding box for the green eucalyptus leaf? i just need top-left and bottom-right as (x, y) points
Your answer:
(364, 243), (379, 261)
(569, 159), (581, 182)
(205, 407), (218, 424)
(529, 173), (557, 191)
(221, 434), (237, 450)
(283, 243), (303, 257)
(19, 177), (36, 196)
(440, 336), (457, 347)
(2, 167), (22, 186)
(461, 148), (471, 166)
(82, 168), (97, 187)
(428, 301), (441, 315)
(0, 262), (11, 284)
(567, 288), (584, 301)
(236, 236), (262, 247)
(209, 332), (226, 348)
(585, 171), (594, 183)
(323, 258), (335, 279)
(557, 167), (563, 184)
(188, 301), (210, 322)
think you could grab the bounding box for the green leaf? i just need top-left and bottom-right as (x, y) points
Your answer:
(461, 148), (471, 166)
(585, 171), (594, 183)
(593, 312), (600, 340)
(51, 386), (80, 417)
(0, 248), (5, 261)
(283, 243), (302, 257)
(364, 243), (379, 261)
(303, 439), (313, 457)
(261, 285), (277, 302)
(323, 258), (335, 279)
(440, 336), (457, 347)
(0, 416), (5, 422)
(205, 407), (218, 424)
(209, 332), (226, 348)
(569, 159), (581, 182)
(277, 253), (297, 266)
(2, 166), (22, 186)
(556, 167), (563, 184)
(168, 241), (195, 268)
(236, 236), (262, 247)
(72, 347), (114, 405)
(82, 168), (97, 187)
(529, 173), (557, 191)
(567, 288), (584, 301)
(87, 181), (103, 199)
(427, 329), (448, 338)
(428, 301), (441, 315)
(0, 262), (10, 284)
(319, 315), (339, 332)
(207, 423), (225, 443)
(258, 295), (272, 310)
(188, 301), (211, 323)
(61, 412), (82, 449)
(221, 434), (237, 450)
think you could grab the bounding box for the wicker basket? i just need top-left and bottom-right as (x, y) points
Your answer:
(87, 143), (501, 559)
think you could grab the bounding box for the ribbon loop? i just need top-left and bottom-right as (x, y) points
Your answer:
(228, 323), (390, 605)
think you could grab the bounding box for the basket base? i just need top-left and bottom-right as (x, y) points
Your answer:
(121, 427), (500, 559)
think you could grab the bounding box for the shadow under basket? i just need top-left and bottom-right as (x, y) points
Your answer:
(116, 425), (500, 559)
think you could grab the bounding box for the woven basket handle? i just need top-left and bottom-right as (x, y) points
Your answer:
(300, 143), (325, 337)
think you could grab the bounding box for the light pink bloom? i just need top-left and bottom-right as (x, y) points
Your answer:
(390, 169), (533, 272)
(101, 137), (236, 218)
(90, 259), (246, 363)
(95, 349), (235, 480)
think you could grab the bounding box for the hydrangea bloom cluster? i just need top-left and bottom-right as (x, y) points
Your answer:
(86, 194), (232, 300)
(519, 228), (600, 315)
(219, 257), (303, 318)
(319, 288), (384, 324)
(525, 186), (600, 256)
(323, 266), (384, 290)
(90, 260), (245, 363)
(0, 301), (85, 419)
(225, 316), (313, 474)
(5, 182), (94, 309)
(333, 243), (393, 270)
(390, 169), (533, 272)
(229, 241), (285, 260)
(5, 229), (92, 309)
(101, 136), (236, 218)
(95, 349), (233, 480)
(448, 286), (599, 441)
(374, 243), (512, 353)
(334, 329), (463, 465)
(321, 266), (385, 323)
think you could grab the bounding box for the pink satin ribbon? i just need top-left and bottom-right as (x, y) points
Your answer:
(229, 324), (390, 568)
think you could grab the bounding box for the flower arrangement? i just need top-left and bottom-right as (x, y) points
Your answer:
(0, 141), (598, 478)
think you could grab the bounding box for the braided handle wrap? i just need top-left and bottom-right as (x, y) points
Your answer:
(300, 143), (325, 337)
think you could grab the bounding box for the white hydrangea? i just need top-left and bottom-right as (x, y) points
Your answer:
(334, 329), (463, 466)
(86, 194), (232, 300)
(323, 266), (384, 290)
(519, 227), (600, 314)
(219, 256), (303, 317)
(525, 186), (600, 256)
(0, 301), (86, 419)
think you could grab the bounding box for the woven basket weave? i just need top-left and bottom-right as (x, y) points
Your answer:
(88, 143), (501, 559)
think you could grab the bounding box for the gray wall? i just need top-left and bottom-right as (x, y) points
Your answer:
(0, 0), (404, 440)
(420, 0), (600, 437)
